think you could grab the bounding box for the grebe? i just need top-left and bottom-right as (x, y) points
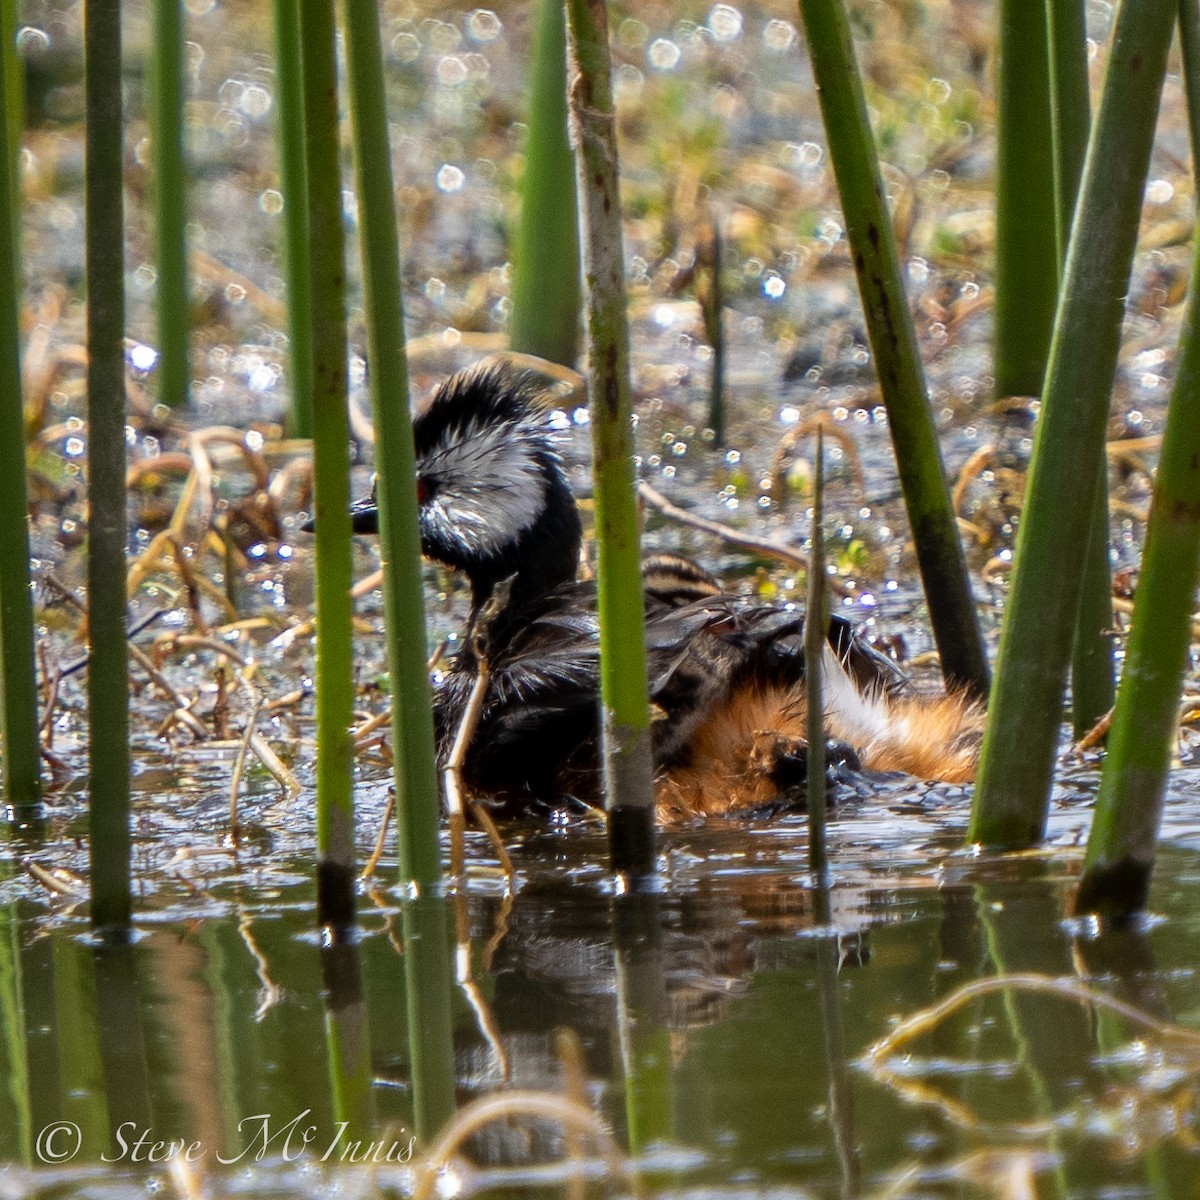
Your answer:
(346, 361), (984, 820)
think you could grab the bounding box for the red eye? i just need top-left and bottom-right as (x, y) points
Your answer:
(416, 478), (430, 504)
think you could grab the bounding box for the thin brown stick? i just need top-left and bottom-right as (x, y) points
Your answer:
(443, 658), (491, 884)
(359, 791), (394, 882)
(639, 477), (854, 598)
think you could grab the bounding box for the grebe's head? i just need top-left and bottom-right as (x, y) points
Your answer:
(353, 361), (583, 611)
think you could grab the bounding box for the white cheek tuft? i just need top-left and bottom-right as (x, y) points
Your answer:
(425, 416), (551, 554)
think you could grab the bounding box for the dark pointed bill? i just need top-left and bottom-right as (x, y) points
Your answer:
(299, 493), (379, 535)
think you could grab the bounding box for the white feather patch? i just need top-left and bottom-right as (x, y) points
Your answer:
(819, 642), (901, 747)
(425, 415), (550, 554)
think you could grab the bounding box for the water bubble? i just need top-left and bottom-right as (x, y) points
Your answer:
(647, 38), (681, 70)
(707, 4), (743, 42)
(464, 53), (490, 80)
(573, 408), (590, 426)
(762, 19), (796, 51)
(249, 364), (277, 392)
(762, 273), (786, 299)
(437, 56), (468, 86)
(224, 283), (247, 305)
(129, 344), (159, 371)
(425, 277), (446, 300)
(435, 164), (465, 193)
(652, 304), (676, 329)
(64, 437), (84, 458)
(725, 450), (741, 464)
(15, 26), (50, 53)
(217, 78), (246, 109)
(259, 189), (284, 215)
(467, 10), (502, 43)
(241, 83), (272, 118)
(615, 64), (644, 98)
(427, 21), (461, 52)
(1145, 178), (1173, 205)
(908, 257), (930, 285)
(618, 18), (650, 48)
(927, 77), (952, 104)
(391, 32), (421, 63)
(779, 405), (800, 425)
(817, 218), (843, 244)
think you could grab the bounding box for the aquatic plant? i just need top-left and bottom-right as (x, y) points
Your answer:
(796, 0), (989, 702)
(84, 0), (131, 931)
(1076, 1), (1200, 919)
(298, 0), (355, 929)
(508, 0), (580, 368)
(271, 0), (314, 439)
(149, 0), (188, 410)
(971, 0), (1176, 847)
(566, 0), (655, 875)
(0, 6), (38, 815)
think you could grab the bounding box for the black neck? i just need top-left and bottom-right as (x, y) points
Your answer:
(465, 474), (581, 643)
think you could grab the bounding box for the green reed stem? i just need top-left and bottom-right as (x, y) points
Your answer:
(321, 943), (375, 1150)
(702, 218), (725, 446)
(566, 0), (655, 877)
(400, 895), (457, 1142)
(612, 894), (673, 1156)
(1074, 2), (1200, 919)
(150, 0), (188, 409)
(970, 0), (1176, 848)
(806, 428), (827, 877)
(0, 899), (30, 1162)
(342, 0), (442, 888)
(795, 0), (988, 701)
(299, 0), (355, 928)
(2, 0), (22, 260)
(508, 0), (580, 367)
(272, 0), (313, 439)
(1047, 0), (1115, 736)
(1046, 0), (1090, 266)
(85, 0), (131, 932)
(0, 22), (39, 815)
(994, 0), (1058, 400)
